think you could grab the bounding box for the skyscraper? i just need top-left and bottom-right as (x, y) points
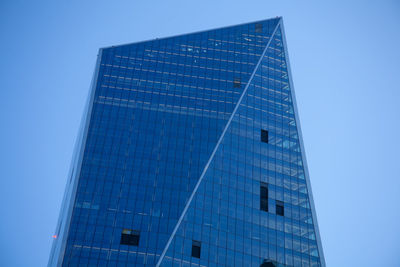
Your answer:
(49, 17), (325, 267)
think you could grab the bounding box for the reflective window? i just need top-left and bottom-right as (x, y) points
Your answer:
(255, 23), (263, 33)
(234, 77), (241, 88)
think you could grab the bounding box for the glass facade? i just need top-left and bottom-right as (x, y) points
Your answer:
(49, 17), (325, 267)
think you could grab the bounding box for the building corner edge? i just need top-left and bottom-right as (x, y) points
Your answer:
(278, 17), (326, 267)
(47, 49), (103, 266)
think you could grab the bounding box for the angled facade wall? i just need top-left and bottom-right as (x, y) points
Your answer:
(49, 17), (325, 267)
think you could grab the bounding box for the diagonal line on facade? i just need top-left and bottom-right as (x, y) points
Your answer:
(155, 20), (282, 267)
(278, 20), (326, 266)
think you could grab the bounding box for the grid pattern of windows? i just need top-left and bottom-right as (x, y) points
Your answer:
(51, 17), (323, 267)
(161, 24), (322, 267)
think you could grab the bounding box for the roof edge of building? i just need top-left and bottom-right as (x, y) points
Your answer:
(100, 16), (282, 50)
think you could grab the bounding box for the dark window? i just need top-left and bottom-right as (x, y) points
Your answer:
(191, 240), (201, 258)
(233, 77), (241, 88)
(276, 201), (284, 216)
(260, 260), (277, 267)
(261, 129), (269, 143)
(120, 229), (140, 246)
(260, 183), (268, 212)
(255, 23), (263, 33)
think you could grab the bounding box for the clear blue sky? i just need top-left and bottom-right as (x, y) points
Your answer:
(1, 1), (399, 266)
